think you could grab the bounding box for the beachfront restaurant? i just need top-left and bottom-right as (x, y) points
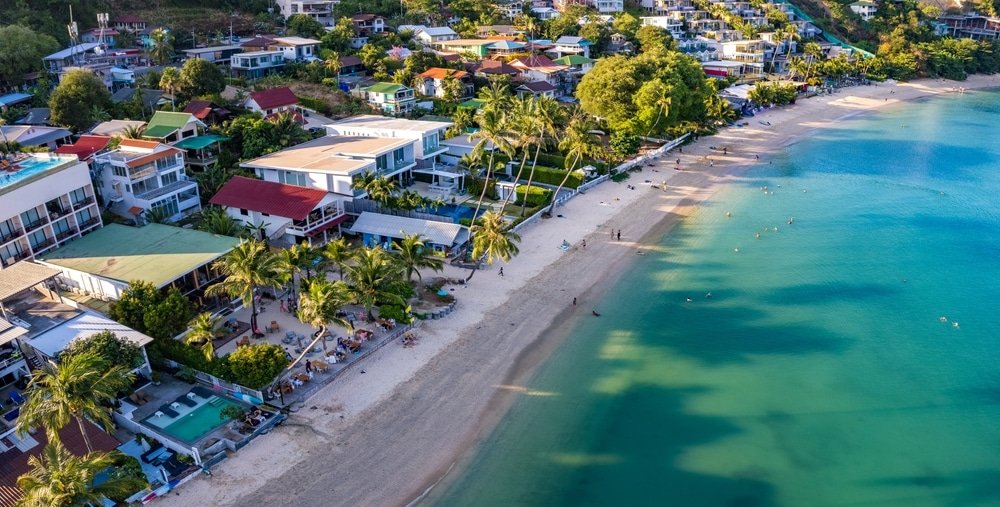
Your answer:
(35, 223), (240, 303)
(348, 212), (468, 253)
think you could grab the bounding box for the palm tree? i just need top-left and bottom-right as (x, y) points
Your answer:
(277, 243), (314, 302)
(197, 206), (247, 237)
(119, 124), (145, 140)
(645, 82), (673, 137)
(345, 246), (406, 320)
(477, 81), (512, 115)
(394, 189), (425, 210)
(323, 237), (353, 280)
(499, 97), (539, 210)
(325, 51), (342, 83)
(294, 277), (352, 361)
(16, 352), (134, 453)
(467, 211), (520, 281)
(205, 239), (284, 334)
(469, 108), (512, 218)
(520, 95), (563, 217)
(17, 442), (147, 507)
(392, 234), (444, 282)
(158, 67), (182, 109)
(354, 172), (397, 207)
(269, 110), (310, 148)
(185, 313), (218, 362)
(547, 112), (601, 216)
(148, 28), (174, 66)
(143, 206), (172, 224)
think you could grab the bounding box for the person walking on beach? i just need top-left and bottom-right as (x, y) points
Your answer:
(617, 230), (621, 241)
(573, 297), (577, 306)
(582, 239), (587, 249)
(498, 266), (504, 277)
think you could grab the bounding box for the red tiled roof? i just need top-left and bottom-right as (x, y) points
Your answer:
(441, 53), (461, 62)
(472, 59), (519, 75)
(241, 36), (276, 48)
(0, 421), (121, 507)
(417, 67), (468, 80)
(119, 139), (160, 149)
(183, 100), (229, 121)
(339, 55), (363, 67)
(248, 87), (299, 110)
(209, 176), (327, 220)
(53, 135), (111, 161)
(518, 81), (557, 92)
(511, 55), (558, 68)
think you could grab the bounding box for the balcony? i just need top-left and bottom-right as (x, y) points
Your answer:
(78, 217), (101, 230)
(1, 251), (30, 267)
(0, 227), (24, 244)
(31, 238), (55, 253)
(136, 180), (197, 202)
(72, 196), (96, 210)
(55, 227), (79, 241)
(287, 205), (346, 235)
(22, 218), (47, 233)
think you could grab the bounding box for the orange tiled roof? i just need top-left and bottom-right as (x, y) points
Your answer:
(417, 67), (468, 80)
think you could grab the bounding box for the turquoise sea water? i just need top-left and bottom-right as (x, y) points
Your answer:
(434, 91), (1000, 507)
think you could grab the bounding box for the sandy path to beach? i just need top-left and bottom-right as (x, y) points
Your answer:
(155, 75), (997, 507)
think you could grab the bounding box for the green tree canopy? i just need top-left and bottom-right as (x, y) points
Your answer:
(227, 343), (289, 389)
(16, 443), (147, 507)
(322, 17), (357, 53)
(0, 25), (58, 82)
(48, 69), (112, 132)
(61, 331), (144, 369)
(143, 288), (195, 340)
(179, 57), (226, 99)
(109, 281), (161, 333)
(635, 25), (675, 53)
(612, 13), (642, 41)
(287, 14), (327, 39)
(577, 49), (712, 137)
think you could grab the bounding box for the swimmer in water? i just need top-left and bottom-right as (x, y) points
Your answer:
(788, 217), (794, 224)
(725, 211), (732, 217)
(755, 233), (761, 239)
(939, 316), (948, 323)
(734, 247), (740, 252)
(705, 292), (712, 298)
(953, 322), (960, 328)
(686, 298), (693, 303)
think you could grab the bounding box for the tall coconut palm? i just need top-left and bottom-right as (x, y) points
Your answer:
(158, 67), (182, 109)
(392, 234), (444, 282)
(186, 313), (218, 361)
(205, 239), (284, 334)
(294, 277), (352, 362)
(345, 246), (406, 320)
(323, 237), (353, 280)
(17, 442), (147, 507)
(520, 95), (563, 217)
(499, 97), (540, 210)
(16, 352), (134, 453)
(547, 112), (601, 216)
(277, 243), (309, 302)
(325, 51), (342, 83)
(466, 210), (520, 281)
(148, 28), (174, 66)
(469, 108), (512, 218)
(477, 81), (512, 115)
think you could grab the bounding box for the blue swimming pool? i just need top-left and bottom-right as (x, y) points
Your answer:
(0, 155), (77, 190)
(430, 204), (481, 222)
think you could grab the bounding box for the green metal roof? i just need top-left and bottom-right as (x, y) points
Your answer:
(363, 82), (408, 94)
(172, 134), (229, 150)
(458, 98), (484, 109)
(553, 55), (595, 66)
(147, 111), (195, 129)
(38, 223), (241, 288)
(141, 125), (178, 139)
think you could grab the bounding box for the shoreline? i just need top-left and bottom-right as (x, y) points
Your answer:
(154, 75), (999, 507)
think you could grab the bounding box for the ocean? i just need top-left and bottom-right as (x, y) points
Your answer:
(432, 90), (1000, 507)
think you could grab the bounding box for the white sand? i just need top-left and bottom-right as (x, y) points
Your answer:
(154, 76), (998, 507)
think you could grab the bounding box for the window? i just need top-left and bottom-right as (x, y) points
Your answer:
(1, 242), (24, 264)
(70, 187), (88, 204)
(393, 148), (405, 164)
(113, 165), (128, 177)
(51, 218), (70, 236)
(423, 134), (439, 153)
(160, 171), (179, 185)
(0, 218), (18, 241)
(29, 229), (48, 249)
(376, 154), (388, 172)
(278, 171), (307, 187)
(20, 208), (42, 229)
(240, 208), (249, 216)
(77, 208), (94, 224)
(151, 197), (179, 218)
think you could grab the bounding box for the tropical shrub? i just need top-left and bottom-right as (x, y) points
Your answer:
(524, 166), (584, 189)
(227, 343), (289, 389)
(61, 331), (144, 369)
(516, 185), (552, 207)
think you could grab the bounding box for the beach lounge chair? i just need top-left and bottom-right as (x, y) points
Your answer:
(191, 386), (214, 399)
(175, 395), (197, 408)
(158, 404), (180, 418)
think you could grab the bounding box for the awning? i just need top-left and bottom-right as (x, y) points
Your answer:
(305, 215), (350, 237)
(172, 134), (229, 150)
(0, 318), (28, 346)
(349, 212), (464, 246)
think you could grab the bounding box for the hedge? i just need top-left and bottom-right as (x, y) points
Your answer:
(298, 96), (334, 116)
(535, 153), (608, 173)
(516, 185), (552, 206)
(523, 166), (584, 189)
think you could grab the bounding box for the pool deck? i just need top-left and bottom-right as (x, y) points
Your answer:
(0, 155), (80, 193)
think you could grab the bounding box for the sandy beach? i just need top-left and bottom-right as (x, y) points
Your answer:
(154, 75), (999, 507)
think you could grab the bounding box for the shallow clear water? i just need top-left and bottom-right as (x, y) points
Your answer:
(434, 91), (1000, 507)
